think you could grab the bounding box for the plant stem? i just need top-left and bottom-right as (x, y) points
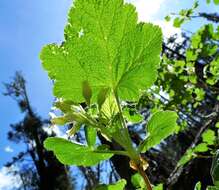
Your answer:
(137, 165), (153, 190)
(113, 91), (137, 158)
(94, 150), (129, 156)
(114, 91), (126, 129)
(113, 91), (152, 189)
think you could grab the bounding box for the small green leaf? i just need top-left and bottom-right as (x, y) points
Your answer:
(186, 49), (198, 61)
(97, 87), (110, 110)
(85, 126), (96, 147)
(202, 129), (215, 145)
(173, 17), (184, 28)
(123, 108), (143, 123)
(82, 80), (92, 106)
(101, 94), (118, 118)
(154, 184), (163, 190)
(177, 148), (195, 166)
(68, 123), (81, 136)
(193, 1), (199, 9)
(194, 88), (205, 101)
(54, 100), (75, 113)
(51, 113), (84, 126)
(194, 182), (201, 190)
(179, 9), (189, 17)
(165, 15), (171, 22)
(139, 111), (178, 152)
(191, 33), (201, 48)
(95, 179), (126, 190)
(51, 116), (70, 126)
(216, 122), (219, 128)
(193, 143), (209, 153)
(131, 173), (145, 188)
(68, 112), (89, 124)
(44, 137), (113, 166)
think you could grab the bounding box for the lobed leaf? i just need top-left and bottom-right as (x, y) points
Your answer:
(44, 137), (113, 166)
(40, 0), (162, 103)
(95, 179), (126, 190)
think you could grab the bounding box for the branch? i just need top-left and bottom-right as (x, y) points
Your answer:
(166, 103), (219, 187)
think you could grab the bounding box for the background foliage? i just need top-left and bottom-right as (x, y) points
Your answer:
(2, 0), (219, 189)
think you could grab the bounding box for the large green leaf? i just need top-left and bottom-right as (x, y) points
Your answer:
(44, 137), (113, 166)
(139, 111), (178, 152)
(40, 0), (162, 103)
(95, 179), (126, 190)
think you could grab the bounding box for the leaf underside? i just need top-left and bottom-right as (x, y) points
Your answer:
(40, 0), (162, 103)
(44, 137), (113, 166)
(95, 179), (126, 190)
(141, 111), (178, 152)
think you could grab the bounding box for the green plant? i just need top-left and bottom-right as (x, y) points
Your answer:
(193, 150), (219, 190)
(40, 0), (179, 189)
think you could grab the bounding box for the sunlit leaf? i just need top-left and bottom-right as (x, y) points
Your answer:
(202, 129), (215, 145)
(85, 126), (96, 147)
(153, 184), (163, 190)
(95, 179), (126, 190)
(131, 173), (145, 189)
(44, 137), (113, 166)
(177, 148), (195, 166)
(193, 143), (208, 153)
(123, 108), (143, 124)
(139, 111), (178, 152)
(82, 80), (92, 106)
(194, 182), (201, 190)
(40, 0), (162, 103)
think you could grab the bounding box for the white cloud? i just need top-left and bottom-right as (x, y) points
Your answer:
(0, 167), (21, 190)
(43, 124), (68, 139)
(126, 0), (182, 39)
(4, 146), (14, 153)
(154, 20), (183, 42)
(127, 0), (165, 22)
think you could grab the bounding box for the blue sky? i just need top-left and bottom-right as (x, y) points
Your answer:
(0, 0), (72, 166)
(0, 0), (217, 188)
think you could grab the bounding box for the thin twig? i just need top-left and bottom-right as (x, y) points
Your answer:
(137, 165), (153, 190)
(166, 103), (219, 187)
